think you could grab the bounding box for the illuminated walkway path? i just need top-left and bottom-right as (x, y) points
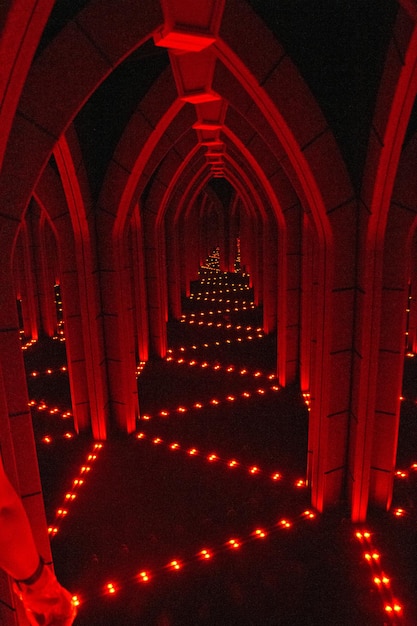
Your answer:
(26, 269), (417, 625)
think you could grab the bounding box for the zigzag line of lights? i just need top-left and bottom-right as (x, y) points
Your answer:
(189, 287), (251, 297)
(166, 333), (265, 354)
(393, 463), (417, 480)
(28, 365), (68, 378)
(71, 509), (317, 608)
(355, 530), (404, 621)
(180, 319), (260, 333)
(136, 361), (146, 377)
(139, 383), (281, 422)
(40, 431), (76, 445)
(181, 310), (259, 324)
(134, 430), (307, 488)
(47, 442), (103, 539)
(29, 399), (72, 420)
(182, 304), (257, 316)
(188, 296), (254, 306)
(164, 354), (275, 381)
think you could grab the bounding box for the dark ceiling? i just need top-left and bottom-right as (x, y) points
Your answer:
(36, 0), (405, 201)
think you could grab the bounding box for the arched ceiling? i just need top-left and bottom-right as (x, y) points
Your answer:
(48, 0), (399, 206)
(5, 0), (414, 246)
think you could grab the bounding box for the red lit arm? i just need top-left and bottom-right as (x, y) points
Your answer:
(0, 457), (40, 580)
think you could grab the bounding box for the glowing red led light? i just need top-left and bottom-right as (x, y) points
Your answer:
(138, 571), (150, 582)
(199, 549), (212, 560)
(42, 436), (52, 444)
(228, 539), (240, 549)
(177, 407), (187, 413)
(188, 448), (198, 456)
(153, 438), (162, 445)
(160, 410), (169, 417)
(208, 454), (218, 462)
(228, 460), (238, 468)
(249, 466), (259, 475)
(169, 560), (182, 571)
(279, 519), (291, 528)
(72, 595), (80, 607)
(254, 529), (266, 538)
(393, 508), (405, 517)
(271, 472), (281, 481)
(170, 443), (180, 450)
(106, 582), (117, 594)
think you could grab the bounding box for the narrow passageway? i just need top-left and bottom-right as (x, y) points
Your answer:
(26, 265), (416, 625)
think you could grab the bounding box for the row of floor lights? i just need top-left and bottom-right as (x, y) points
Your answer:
(139, 383), (281, 422)
(188, 296), (253, 305)
(166, 333), (264, 354)
(181, 304), (257, 316)
(134, 430), (308, 488)
(47, 442), (103, 539)
(355, 531), (404, 622)
(73, 509), (317, 607)
(189, 286), (250, 296)
(164, 355), (276, 381)
(29, 399), (73, 421)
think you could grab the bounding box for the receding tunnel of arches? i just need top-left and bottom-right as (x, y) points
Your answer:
(1, 1), (417, 624)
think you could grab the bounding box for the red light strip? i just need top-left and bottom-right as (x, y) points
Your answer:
(71, 509), (317, 607)
(47, 442), (103, 539)
(355, 531), (404, 622)
(29, 399), (73, 420)
(133, 430), (303, 486)
(139, 383), (281, 422)
(28, 365), (68, 378)
(164, 355), (275, 381)
(166, 333), (265, 354)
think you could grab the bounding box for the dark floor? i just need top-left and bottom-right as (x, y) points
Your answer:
(26, 270), (417, 625)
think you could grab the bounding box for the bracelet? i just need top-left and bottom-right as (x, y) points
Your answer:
(14, 555), (45, 587)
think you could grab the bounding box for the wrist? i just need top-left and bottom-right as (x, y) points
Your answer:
(14, 555), (45, 589)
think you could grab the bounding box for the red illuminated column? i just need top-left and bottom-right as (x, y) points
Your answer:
(300, 213), (316, 393)
(19, 220), (39, 340)
(114, 236), (141, 433)
(408, 235), (417, 352)
(229, 197), (239, 272)
(59, 261), (95, 435)
(350, 206), (412, 520)
(239, 207), (256, 287)
(36, 213), (57, 338)
(262, 214), (278, 335)
(0, 255), (51, 626)
(165, 212), (182, 319)
(143, 210), (168, 357)
(131, 210), (149, 361)
(253, 219), (263, 308)
(53, 212), (108, 438)
(284, 202), (302, 384)
(93, 205), (139, 434)
(183, 207), (201, 296)
(12, 229), (28, 336)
